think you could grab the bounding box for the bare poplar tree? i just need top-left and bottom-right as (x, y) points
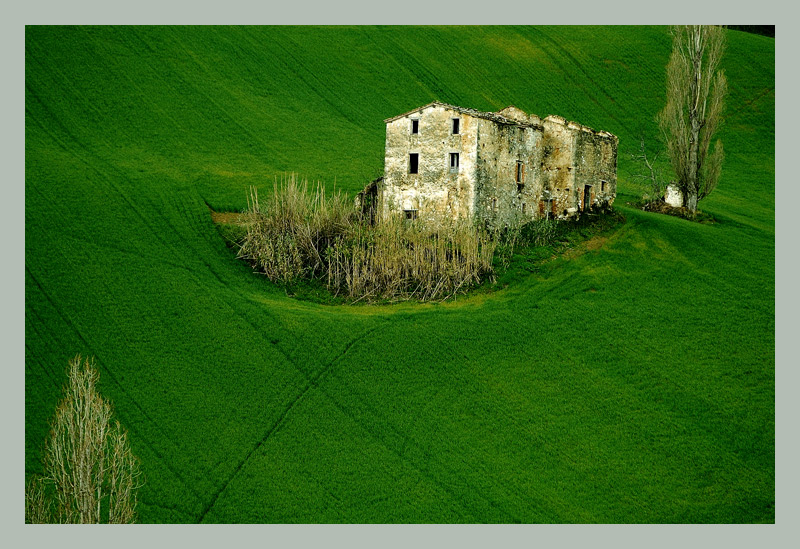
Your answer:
(25, 355), (142, 523)
(25, 476), (51, 524)
(657, 25), (727, 215)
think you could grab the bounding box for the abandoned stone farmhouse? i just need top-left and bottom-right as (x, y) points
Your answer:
(363, 101), (618, 226)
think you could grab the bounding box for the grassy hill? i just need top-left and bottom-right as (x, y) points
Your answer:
(25, 26), (775, 523)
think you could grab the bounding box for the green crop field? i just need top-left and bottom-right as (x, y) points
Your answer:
(25, 26), (774, 523)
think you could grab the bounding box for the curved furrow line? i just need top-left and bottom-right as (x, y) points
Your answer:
(159, 31), (286, 159)
(313, 383), (525, 523)
(269, 35), (360, 128)
(24, 309), (67, 390)
(726, 86), (775, 124)
(314, 325), (571, 522)
(24, 264), (206, 509)
(196, 319), (388, 522)
(24, 91), (184, 266)
(527, 27), (639, 138)
(29, 36), (225, 275)
(534, 27), (657, 124)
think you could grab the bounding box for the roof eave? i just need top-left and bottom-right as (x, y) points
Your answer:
(384, 101), (543, 130)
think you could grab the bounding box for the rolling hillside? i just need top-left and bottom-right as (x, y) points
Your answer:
(25, 26), (775, 523)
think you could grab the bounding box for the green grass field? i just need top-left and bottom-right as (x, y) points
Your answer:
(25, 26), (774, 523)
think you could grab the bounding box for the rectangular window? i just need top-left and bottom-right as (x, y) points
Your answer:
(452, 118), (460, 135)
(403, 209), (418, 220)
(411, 119), (419, 134)
(516, 161), (525, 183)
(492, 198), (497, 212)
(601, 180), (606, 192)
(449, 152), (459, 173)
(409, 153), (419, 174)
(517, 183), (525, 194)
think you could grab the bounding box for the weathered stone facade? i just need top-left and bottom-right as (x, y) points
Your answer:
(377, 101), (618, 226)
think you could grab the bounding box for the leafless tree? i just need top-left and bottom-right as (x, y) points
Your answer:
(657, 25), (727, 215)
(25, 355), (142, 523)
(629, 135), (669, 201)
(25, 476), (51, 524)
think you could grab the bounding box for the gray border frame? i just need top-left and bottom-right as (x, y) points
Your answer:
(9, 1), (794, 547)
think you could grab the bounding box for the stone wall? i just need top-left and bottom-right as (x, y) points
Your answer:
(382, 104), (478, 221)
(473, 117), (544, 227)
(573, 127), (618, 211)
(541, 116), (579, 218)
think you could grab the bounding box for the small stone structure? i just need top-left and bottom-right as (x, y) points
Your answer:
(664, 184), (683, 208)
(370, 101), (618, 225)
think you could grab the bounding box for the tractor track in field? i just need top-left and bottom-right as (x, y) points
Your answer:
(727, 86), (775, 123)
(25, 264), (207, 509)
(33, 29), (245, 288)
(29, 57), (242, 295)
(529, 27), (638, 138)
(312, 382), (521, 523)
(197, 320), (389, 522)
(194, 309), (514, 522)
(25, 86), (189, 270)
(293, 313), (575, 522)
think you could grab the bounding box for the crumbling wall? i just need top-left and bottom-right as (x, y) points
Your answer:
(573, 128), (618, 211)
(382, 104), (478, 221)
(541, 116), (578, 218)
(473, 117), (544, 227)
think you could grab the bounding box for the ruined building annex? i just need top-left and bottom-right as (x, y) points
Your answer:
(365, 101), (618, 226)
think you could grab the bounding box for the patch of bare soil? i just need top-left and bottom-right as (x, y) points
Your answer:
(638, 200), (717, 224)
(210, 211), (250, 225)
(562, 235), (609, 260)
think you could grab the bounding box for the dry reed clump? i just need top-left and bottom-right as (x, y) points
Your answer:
(237, 177), (498, 302)
(237, 177), (357, 282)
(327, 214), (497, 302)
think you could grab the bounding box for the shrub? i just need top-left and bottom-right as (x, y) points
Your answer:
(236, 176), (619, 302)
(237, 176), (497, 302)
(237, 178), (357, 282)
(326, 214), (497, 302)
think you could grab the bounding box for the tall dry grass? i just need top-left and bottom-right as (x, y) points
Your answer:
(326, 214), (497, 302)
(237, 177), (357, 282)
(237, 176), (498, 302)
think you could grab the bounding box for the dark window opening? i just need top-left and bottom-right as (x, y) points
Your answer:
(601, 180), (606, 192)
(403, 209), (418, 220)
(411, 119), (419, 134)
(517, 183), (525, 194)
(452, 118), (460, 135)
(491, 198), (497, 212)
(449, 152), (459, 173)
(583, 185), (592, 212)
(409, 153), (419, 174)
(516, 161), (525, 183)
